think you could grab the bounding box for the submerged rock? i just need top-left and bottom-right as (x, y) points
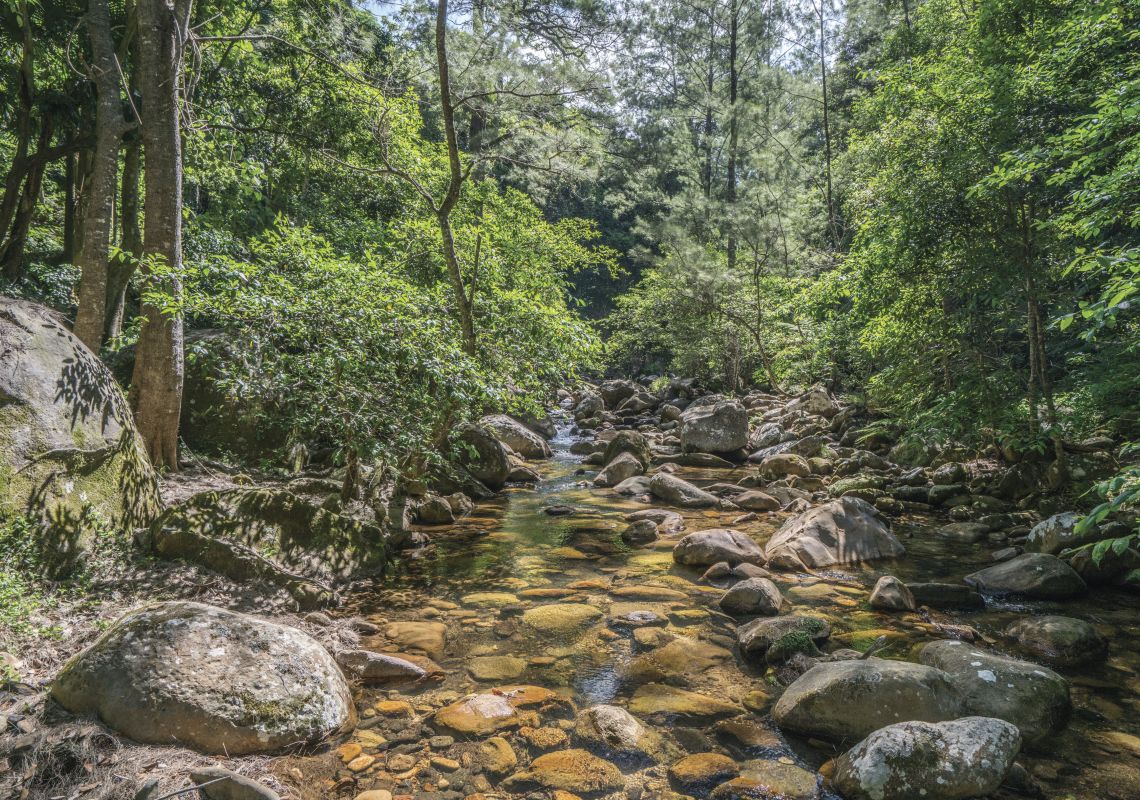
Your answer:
(51, 602), (354, 754)
(504, 748), (624, 795)
(919, 640), (1071, 743)
(575, 704), (667, 761)
(764, 498), (903, 569)
(963, 553), (1086, 599)
(710, 760), (820, 800)
(833, 717), (1022, 800)
(629, 684), (741, 720)
(335, 650), (427, 682)
(772, 658), (962, 741)
(521, 603), (604, 637)
(669, 752), (740, 792)
(1003, 615), (1108, 667)
(434, 685), (563, 735)
(673, 529), (766, 567)
(625, 508), (685, 534)
(623, 636), (732, 685)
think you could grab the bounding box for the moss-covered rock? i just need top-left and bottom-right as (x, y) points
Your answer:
(0, 298), (161, 572)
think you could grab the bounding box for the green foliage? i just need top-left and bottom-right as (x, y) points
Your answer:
(1077, 444), (1140, 564)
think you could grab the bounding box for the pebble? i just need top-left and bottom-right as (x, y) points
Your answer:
(347, 754), (376, 772)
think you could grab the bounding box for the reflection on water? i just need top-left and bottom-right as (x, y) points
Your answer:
(353, 416), (1140, 800)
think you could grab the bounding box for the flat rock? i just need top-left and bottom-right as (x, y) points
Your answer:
(963, 553), (1086, 599)
(504, 748), (625, 795)
(623, 637), (732, 684)
(521, 603), (604, 637)
(384, 620), (448, 660)
(673, 529), (765, 567)
(669, 752), (740, 791)
(433, 685), (561, 735)
(467, 655), (528, 682)
(710, 760), (820, 800)
(1003, 615), (1108, 667)
(629, 684), (741, 720)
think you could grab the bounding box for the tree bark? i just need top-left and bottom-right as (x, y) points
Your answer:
(107, 136), (141, 339)
(815, 0), (836, 247)
(0, 118), (53, 282)
(130, 0), (191, 469)
(725, 0), (739, 272)
(74, 0), (130, 351)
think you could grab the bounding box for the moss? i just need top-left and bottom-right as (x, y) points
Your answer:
(230, 687), (317, 731)
(766, 630), (823, 664)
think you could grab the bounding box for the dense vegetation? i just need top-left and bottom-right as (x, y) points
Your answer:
(1, 0), (1137, 477)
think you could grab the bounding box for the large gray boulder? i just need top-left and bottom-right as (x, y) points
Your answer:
(481, 414), (551, 459)
(833, 717), (1022, 800)
(0, 298), (161, 568)
(673, 529), (765, 567)
(1024, 512), (1087, 555)
(919, 640), (1071, 743)
(454, 422), (512, 489)
(963, 553), (1086, 599)
(649, 472), (719, 508)
(679, 398), (748, 454)
(603, 430), (652, 469)
(598, 379), (640, 408)
(51, 602), (354, 753)
(593, 451), (644, 487)
(718, 577), (782, 616)
(772, 658), (962, 742)
(764, 497), (904, 569)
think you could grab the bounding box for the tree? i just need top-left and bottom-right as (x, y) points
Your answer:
(129, 0), (192, 469)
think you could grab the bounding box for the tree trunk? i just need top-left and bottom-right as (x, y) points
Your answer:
(107, 137), (141, 339)
(74, 0), (129, 351)
(130, 0), (191, 470)
(816, 0), (836, 247)
(0, 118), (53, 282)
(725, 0), (739, 272)
(434, 0), (476, 355)
(0, 0), (35, 248)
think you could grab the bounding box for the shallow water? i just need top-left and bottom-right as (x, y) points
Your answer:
(344, 416), (1140, 800)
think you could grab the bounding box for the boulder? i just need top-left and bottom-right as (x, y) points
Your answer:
(833, 717), (1021, 800)
(603, 430), (652, 469)
(868, 576), (916, 611)
(1003, 615), (1108, 667)
(1024, 512), (1088, 555)
(758, 453), (811, 480)
(963, 553), (1086, 599)
(737, 615), (831, 662)
(919, 640), (1071, 743)
(679, 399), (748, 454)
(673, 529), (765, 567)
(574, 392), (605, 420)
(574, 704), (666, 761)
(771, 658), (962, 742)
(764, 498), (903, 569)
(622, 519), (659, 545)
(594, 451), (644, 487)
(906, 582), (985, 610)
(718, 577), (783, 616)
(598, 379), (640, 408)
(788, 385), (839, 418)
(0, 297), (161, 570)
(51, 602), (353, 754)
(453, 422), (512, 489)
(481, 414), (552, 459)
(649, 472), (719, 508)
(733, 490), (780, 512)
(613, 475), (653, 496)
(415, 494), (455, 525)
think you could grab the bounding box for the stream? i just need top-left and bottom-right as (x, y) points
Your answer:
(331, 412), (1140, 800)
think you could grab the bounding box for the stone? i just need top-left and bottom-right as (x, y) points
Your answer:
(790, 385), (840, 418)
(623, 637), (732, 684)
(190, 767), (281, 800)
(668, 753), (739, 791)
(453, 422), (512, 489)
(603, 430), (653, 469)
(714, 719), (782, 751)
(772, 658), (962, 742)
(599, 379), (640, 408)
(433, 685), (561, 735)
(919, 640), (1071, 743)
(575, 704), (666, 761)
(478, 736), (518, 774)
(765, 498), (903, 569)
(1024, 512), (1088, 555)
(520, 725), (570, 750)
(710, 761), (819, 800)
(963, 553), (1086, 599)
(673, 529), (765, 567)
(758, 453), (811, 480)
(574, 392), (605, 419)
(733, 491), (780, 512)
(680, 399), (748, 453)
(384, 621), (448, 660)
(611, 585), (688, 601)
(335, 650), (427, 682)
(354, 792), (393, 800)
(629, 684), (741, 720)
(906, 582), (985, 610)
(0, 298), (161, 571)
(833, 717), (1022, 800)
(650, 473), (720, 508)
(622, 519), (659, 545)
(504, 749), (625, 795)
(736, 616), (831, 661)
(613, 475), (653, 496)
(1003, 615), (1108, 667)
(718, 578), (782, 616)
(51, 602), (353, 754)
(868, 576), (915, 611)
(463, 591), (520, 608)
(521, 603), (604, 637)
(481, 414), (552, 459)
(467, 655), (528, 682)
(416, 495), (455, 525)
(594, 451), (644, 487)
(625, 509), (685, 534)
(937, 522), (989, 543)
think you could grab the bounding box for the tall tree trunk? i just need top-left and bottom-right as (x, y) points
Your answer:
(107, 137), (141, 339)
(0, 0), (35, 247)
(0, 118), (53, 282)
(62, 153), (78, 262)
(130, 0), (191, 470)
(434, 0), (476, 355)
(816, 0), (836, 247)
(725, 0), (739, 272)
(74, 0), (129, 351)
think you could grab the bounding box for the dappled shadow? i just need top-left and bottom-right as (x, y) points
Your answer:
(50, 321), (128, 437)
